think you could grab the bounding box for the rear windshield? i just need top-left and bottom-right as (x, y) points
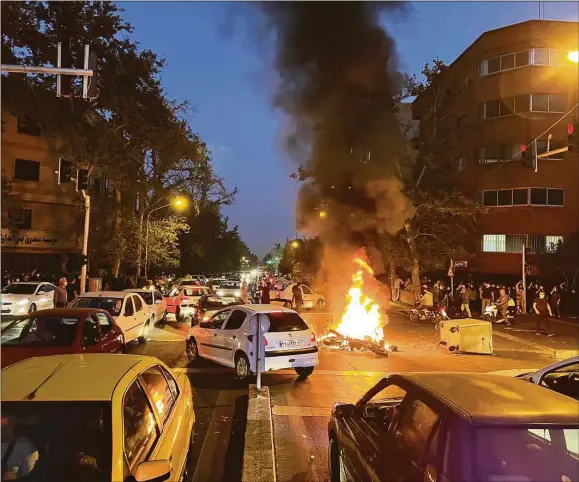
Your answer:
(202, 296), (241, 309)
(183, 288), (206, 297)
(70, 297), (123, 317)
(1, 316), (80, 347)
(2, 401), (112, 480)
(475, 426), (579, 481)
(264, 312), (309, 332)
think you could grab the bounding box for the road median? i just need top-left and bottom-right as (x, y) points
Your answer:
(242, 384), (276, 482)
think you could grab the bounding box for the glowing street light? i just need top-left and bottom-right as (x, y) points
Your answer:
(172, 196), (188, 209)
(319, 210), (328, 219)
(568, 50), (579, 63)
(291, 240), (300, 249)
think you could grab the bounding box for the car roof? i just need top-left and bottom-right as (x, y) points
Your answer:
(5, 308), (108, 318)
(238, 304), (295, 314)
(181, 285), (209, 289)
(1, 354), (160, 402)
(123, 289), (157, 293)
(6, 281), (43, 285)
(76, 291), (132, 298)
(394, 373), (579, 425)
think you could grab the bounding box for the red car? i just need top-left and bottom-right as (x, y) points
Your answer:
(0, 308), (124, 369)
(164, 285), (211, 321)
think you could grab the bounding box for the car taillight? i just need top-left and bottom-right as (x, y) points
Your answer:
(181, 298), (190, 306)
(263, 337), (268, 346)
(247, 335), (268, 346)
(310, 333), (316, 343)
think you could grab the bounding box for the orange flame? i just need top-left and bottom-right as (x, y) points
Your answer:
(334, 257), (387, 348)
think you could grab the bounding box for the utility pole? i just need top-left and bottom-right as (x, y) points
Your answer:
(80, 191), (91, 294)
(521, 244), (527, 314)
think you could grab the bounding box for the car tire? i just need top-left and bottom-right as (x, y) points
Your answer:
(329, 437), (346, 482)
(29, 303), (37, 314)
(283, 301), (292, 309)
(409, 311), (420, 323)
(186, 338), (199, 362)
(235, 352), (251, 380)
(295, 366), (314, 378)
(138, 320), (151, 344)
(176, 307), (183, 322)
(160, 311), (168, 326)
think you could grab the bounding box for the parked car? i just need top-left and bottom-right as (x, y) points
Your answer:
(492, 356), (579, 400)
(328, 372), (579, 482)
(1, 353), (195, 482)
(186, 305), (318, 379)
(1, 282), (56, 317)
(125, 288), (168, 326)
(270, 282), (325, 311)
(0, 308), (124, 369)
(192, 294), (245, 325)
(68, 291), (152, 344)
(165, 285), (211, 321)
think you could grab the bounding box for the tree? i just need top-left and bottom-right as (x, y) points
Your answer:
(263, 243), (284, 272)
(537, 235), (579, 286)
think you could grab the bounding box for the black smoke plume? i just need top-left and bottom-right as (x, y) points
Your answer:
(259, 2), (415, 271)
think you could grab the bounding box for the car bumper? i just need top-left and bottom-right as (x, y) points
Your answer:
(179, 306), (196, 318)
(262, 347), (319, 372)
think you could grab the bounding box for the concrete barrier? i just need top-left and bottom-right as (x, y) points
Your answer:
(242, 385), (276, 482)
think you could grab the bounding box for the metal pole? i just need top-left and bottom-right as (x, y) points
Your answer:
(256, 313), (262, 390)
(0, 65), (93, 76)
(80, 191), (90, 295)
(534, 139), (538, 173)
(144, 211), (151, 280)
(522, 243), (527, 313)
(56, 43), (62, 97)
(82, 45), (90, 99)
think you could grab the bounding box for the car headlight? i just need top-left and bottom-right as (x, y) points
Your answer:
(16, 299), (29, 306)
(235, 291), (241, 297)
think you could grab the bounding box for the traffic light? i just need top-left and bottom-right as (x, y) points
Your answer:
(568, 123), (578, 153)
(520, 144), (532, 168)
(87, 51), (99, 99)
(58, 158), (73, 184)
(76, 169), (90, 191)
(80, 254), (88, 267)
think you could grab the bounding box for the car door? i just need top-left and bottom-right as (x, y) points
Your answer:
(164, 286), (180, 313)
(153, 291), (166, 319)
(121, 296), (139, 342)
(34, 284), (51, 310)
(132, 294), (148, 330)
(80, 314), (103, 354)
(140, 365), (192, 480)
(216, 309), (248, 366)
(301, 285), (314, 308)
(42, 284), (56, 309)
(95, 312), (122, 352)
(199, 310), (230, 361)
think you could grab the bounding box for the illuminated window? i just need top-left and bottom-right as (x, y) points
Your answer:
(482, 235), (505, 252)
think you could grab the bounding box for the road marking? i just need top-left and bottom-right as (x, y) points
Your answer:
(272, 405), (330, 417)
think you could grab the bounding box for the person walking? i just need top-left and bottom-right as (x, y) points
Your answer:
(432, 281), (440, 309)
(66, 277), (79, 301)
(551, 287), (561, 318)
(292, 281), (304, 313)
(240, 280), (248, 303)
(260, 280), (271, 304)
(479, 281), (492, 314)
(496, 287), (509, 323)
(515, 281), (524, 313)
(54, 277), (68, 308)
(533, 291), (554, 336)
(460, 284), (472, 318)
(393, 275), (402, 302)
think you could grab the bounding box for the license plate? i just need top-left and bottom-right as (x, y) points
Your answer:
(279, 340), (302, 349)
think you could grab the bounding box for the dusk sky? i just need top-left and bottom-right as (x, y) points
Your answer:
(121, 1), (579, 257)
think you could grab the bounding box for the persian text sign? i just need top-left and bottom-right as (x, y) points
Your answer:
(1, 229), (64, 249)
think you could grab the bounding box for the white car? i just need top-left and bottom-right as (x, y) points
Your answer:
(270, 282), (325, 311)
(1, 282), (56, 317)
(68, 291), (152, 344)
(216, 281), (242, 298)
(124, 288), (168, 326)
(185, 305), (319, 379)
(492, 356), (579, 400)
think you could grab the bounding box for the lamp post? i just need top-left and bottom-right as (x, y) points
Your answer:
(144, 196), (187, 279)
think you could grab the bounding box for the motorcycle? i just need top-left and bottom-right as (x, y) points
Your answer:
(483, 301), (518, 324)
(409, 304), (449, 329)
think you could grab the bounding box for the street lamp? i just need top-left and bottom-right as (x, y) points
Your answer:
(291, 240), (300, 249)
(319, 210), (328, 219)
(144, 196), (188, 278)
(568, 50), (579, 64)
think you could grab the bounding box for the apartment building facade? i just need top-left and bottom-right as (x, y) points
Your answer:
(1, 111), (83, 273)
(413, 20), (579, 276)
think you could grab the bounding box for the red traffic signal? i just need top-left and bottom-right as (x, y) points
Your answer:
(520, 144), (527, 152)
(568, 123), (574, 135)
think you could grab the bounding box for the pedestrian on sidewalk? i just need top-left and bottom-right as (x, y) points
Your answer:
(459, 284), (472, 317)
(292, 281), (304, 313)
(550, 287), (561, 318)
(515, 281), (524, 313)
(480, 281), (492, 314)
(54, 277), (68, 308)
(432, 281), (440, 308)
(533, 291), (554, 336)
(393, 275), (402, 302)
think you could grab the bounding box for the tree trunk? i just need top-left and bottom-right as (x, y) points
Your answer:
(389, 262), (396, 289)
(111, 188), (122, 277)
(404, 221), (422, 300)
(135, 192), (144, 278)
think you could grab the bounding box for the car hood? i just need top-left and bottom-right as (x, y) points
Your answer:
(488, 368), (536, 378)
(1, 345), (76, 370)
(1, 294), (30, 303)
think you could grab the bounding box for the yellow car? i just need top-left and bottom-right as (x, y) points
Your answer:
(1, 353), (194, 482)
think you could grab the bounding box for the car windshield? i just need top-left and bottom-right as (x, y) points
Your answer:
(70, 297), (123, 317)
(134, 291), (153, 305)
(1, 316), (80, 347)
(476, 426), (579, 482)
(2, 401), (112, 482)
(264, 312), (309, 332)
(202, 296), (240, 309)
(1, 284), (38, 295)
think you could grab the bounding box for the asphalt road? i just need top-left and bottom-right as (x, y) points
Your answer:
(125, 310), (565, 482)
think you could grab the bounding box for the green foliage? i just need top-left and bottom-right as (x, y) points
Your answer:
(536, 234), (579, 284)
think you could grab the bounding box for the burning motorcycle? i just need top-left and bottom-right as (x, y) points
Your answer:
(409, 303), (449, 329)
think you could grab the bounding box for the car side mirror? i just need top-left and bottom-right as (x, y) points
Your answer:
(133, 460), (171, 482)
(333, 403), (355, 418)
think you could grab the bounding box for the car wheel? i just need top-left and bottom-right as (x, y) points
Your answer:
(186, 338), (199, 362)
(176, 307), (183, 322)
(235, 353), (251, 380)
(161, 311), (168, 326)
(409, 311), (420, 322)
(295, 366), (314, 378)
(138, 320), (151, 344)
(283, 301), (292, 309)
(28, 303), (37, 314)
(329, 438), (346, 482)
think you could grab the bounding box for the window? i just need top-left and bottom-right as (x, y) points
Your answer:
(17, 209), (32, 230)
(82, 317), (100, 345)
(483, 191), (498, 207)
(531, 94), (549, 112)
(264, 312), (309, 332)
(497, 190), (512, 206)
(499, 97), (514, 116)
(530, 188), (547, 205)
(95, 313), (112, 334)
(480, 49), (560, 76)
(532, 48), (549, 65)
(515, 50), (530, 67)
(547, 188), (564, 206)
(500, 53), (514, 70)
(548, 94), (565, 113)
(202, 311), (229, 329)
(44, 284), (56, 293)
(513, 188), (528, 205)
(368, 384), (407, 404)
(549, 49), (561, 66)
(396, 399), (439, 462)
(482, 234), (506, 252)
(487, 57), (501, 74)
(123, 380), (159, 468)
(140, 366), (176, 423)
(302, 286), (312, 295)
(133, 295), (143, 312)
(224, 310), (247, 330)
(515, 94), (530, 113)
(17, 116), (42, 136)
(14, 159), (40, 181)
(124, 297), (134, 316)
(161, 366), (180, 400)
(154, 291), (163, 303)
(484, 100), (500, 118)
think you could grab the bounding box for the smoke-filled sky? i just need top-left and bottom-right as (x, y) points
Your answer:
(121, 2), (578, 256)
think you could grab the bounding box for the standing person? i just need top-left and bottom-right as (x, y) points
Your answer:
(527, 282), (537, 314)
(240, 280), (248, 303)
(460, 284), (472, 317)
(53, 277), (68, 308)
(260, 280), (271, 304)
(432, 281), (440, 309)
(550, 287), (561, 318)
(393, 275), (402, 302)
(515, 281), (524, 313)
(496, 288), (509, 323)
(479, 281), (492, 314)
(533, 291), (554, 336)
(66, 277), (79, 301)
(292, 281), (304, 313)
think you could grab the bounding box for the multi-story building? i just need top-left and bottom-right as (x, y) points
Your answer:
(1, 111), (83, 273)
(412, 20), (579, 276)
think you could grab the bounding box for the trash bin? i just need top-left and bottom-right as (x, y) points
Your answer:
(439, 318), (493, 355)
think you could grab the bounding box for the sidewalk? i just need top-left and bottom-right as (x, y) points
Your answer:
(389, 301), (579, 359)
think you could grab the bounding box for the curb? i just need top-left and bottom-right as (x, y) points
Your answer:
(553, 349), (579, 359)
(242, 384), (276, 482)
